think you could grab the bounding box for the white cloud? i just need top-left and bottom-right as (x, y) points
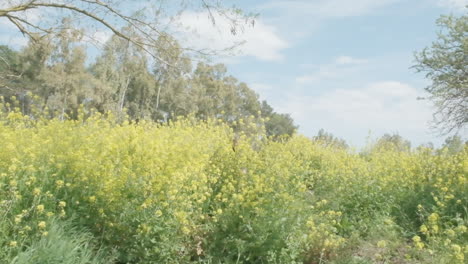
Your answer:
(278, 81), (435, 147)
(437, 0), (468, 9)
(296, 56), (368, 84)
(174, 11), (288, 61)
(250, 83), (273, 93)
(335, 56), (368, 65)
(82, 30), (112, 47)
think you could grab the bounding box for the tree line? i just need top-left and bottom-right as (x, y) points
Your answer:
(0, 23), (296, 138)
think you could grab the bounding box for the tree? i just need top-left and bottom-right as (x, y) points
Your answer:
(91, 27), (159, 120)
(0, 45), (21, 97)
(0, 0), (255, 66)
(260, 101), (297, 139)
(374, 133), (411, 152)
(413, 14), (468, 134)
(36, 22), (100, 119)
(312, 129), (348, 149)
(441, 135), (466, 155)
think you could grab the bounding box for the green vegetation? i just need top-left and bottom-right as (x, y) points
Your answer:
(0, 105), (467, 263)
(413, 14), (468, 133)
(0, 2), (466, 263)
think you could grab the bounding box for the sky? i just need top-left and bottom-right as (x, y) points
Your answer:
(1, 0), (467, 148)
(174, 0), (468, 148)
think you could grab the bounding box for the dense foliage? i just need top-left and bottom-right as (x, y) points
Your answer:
(0, 29), (296, 138)
(0, 104), (466, 264)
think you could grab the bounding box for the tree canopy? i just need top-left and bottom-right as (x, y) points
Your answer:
(0, 0), (255, 65)
(0, 1), (297, 138)
(413, 14), (468, 134)
(0, 36), (297, 138)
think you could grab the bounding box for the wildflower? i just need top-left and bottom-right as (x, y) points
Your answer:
(89, 196), (96, 203)
(36, 204), (45, 213)
(420, 225), (428, 233)
(456, 225), (466, 233)
(377, 240), (387, 248)
(14, 215), (22, 224)
(452, 244), (461, 254)
(9, 241), (17, 247)
(182, 226), (190, 234)
(33, 188), (41, 196)
(446, 229), (455, 237)
(38, 221), (46, 229)
(415, 242), (424, 250)
(455, 253), (464, 262)
(55, 180), (64, 188)
(155, 210), (162, 217)
(412, 236), (421, 243)
(428, 213), (439, 223)
(9, 180), (17, 187)
(58, 201), (66, 207)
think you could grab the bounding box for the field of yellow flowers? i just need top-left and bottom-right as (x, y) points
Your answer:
(0, 107), (466, 263)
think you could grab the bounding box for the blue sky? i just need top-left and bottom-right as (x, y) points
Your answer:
(1, 0), (467, 148)
(182, 0), (467, 148)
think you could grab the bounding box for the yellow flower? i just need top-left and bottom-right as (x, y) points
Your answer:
(428, 213), (439, 223)
(9, 180), (17, 187)
(56, 180), (64, 188)
(38, 221), (46, 229)
(9, 241), (17, 247)
(58, 201), (66, 207)
(181, 226), (190, 234)
(415, 242), (424, 250)
(412, 235), (421, 243)
(455, 253), (464, 262)
(377, 240), (387, 248)
(446, 229), (455, 237)
(36, 204), (45, 213)
(155, 210), (162, 217)
(89, 196), (96, 203)
(33, 188), (41, 196)
(452, 244), (462, 254)
(456, 225), (467, 233)
(420, 225), (428, 233)
(14, 215), (22, 224)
